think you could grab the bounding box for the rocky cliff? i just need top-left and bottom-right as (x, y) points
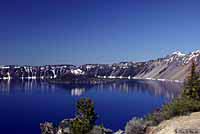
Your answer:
(0, 50), (200, 81)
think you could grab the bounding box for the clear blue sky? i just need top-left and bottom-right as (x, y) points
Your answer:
(0, 0), (200, 65)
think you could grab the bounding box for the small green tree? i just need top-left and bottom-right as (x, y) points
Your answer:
(70, 98), (98, 134)
(182, 61), (200, 100)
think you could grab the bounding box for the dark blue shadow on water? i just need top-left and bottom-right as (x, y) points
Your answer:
(0, 79), (182, 134)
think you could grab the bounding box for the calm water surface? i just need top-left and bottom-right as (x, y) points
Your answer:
(0, 80), (182, 134)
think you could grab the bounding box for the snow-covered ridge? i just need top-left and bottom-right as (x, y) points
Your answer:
(0, 49), (199, 81)
(70, 68), (85, 75)
(0, 65), (85, 80)
(171, 51), (186, 57)
(164, 50), (200, 64)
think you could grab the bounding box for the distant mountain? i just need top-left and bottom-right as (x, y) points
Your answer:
(0, 50), (200, 81)
(80, 50), (200, 81)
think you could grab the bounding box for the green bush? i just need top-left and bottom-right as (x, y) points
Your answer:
(145, 109), (165, 126)
(162, 98), (200, 118)
(146, 97), (200, 126)
(70, 118), (91, 134)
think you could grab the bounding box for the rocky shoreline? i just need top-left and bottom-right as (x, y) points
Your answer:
(47, 76), (183, 86)
(41, 112), (200, 134)
(48, 77), (119, 85)
(40, 119), (124, 134)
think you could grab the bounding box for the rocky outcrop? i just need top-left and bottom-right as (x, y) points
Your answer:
(146, 112), (200, 134)
(40, 122), (57, 134)
(125, 118), (148, 134)
(113, 130), (125, 134)
(40, 119), (114, 134)
(88, 126), (113, 134)
(42, 112), (200, 134)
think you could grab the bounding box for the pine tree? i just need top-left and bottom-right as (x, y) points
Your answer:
(183, 61), (200, 100)
(70, 98), (98, 134)
(76, 98), (97, 127)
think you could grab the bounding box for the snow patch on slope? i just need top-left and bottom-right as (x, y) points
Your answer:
(71, 69), (85, 75)
(171, 51), (186, 57)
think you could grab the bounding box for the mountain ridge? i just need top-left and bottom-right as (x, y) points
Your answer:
(0, 50), (199, 81)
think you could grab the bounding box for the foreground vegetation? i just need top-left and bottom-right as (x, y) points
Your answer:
(41, 98), (113, 134)
(125, 61), (200, 134)
(70, 98), (98, 134)
(41, 62), (200, 134)
(147, 62), (200, 122)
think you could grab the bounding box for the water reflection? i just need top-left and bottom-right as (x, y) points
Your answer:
(95, 80), (183, 99)
(0, 79), (183, 98)
(0, 79), (56, 95)
(71, 88), (86, 96)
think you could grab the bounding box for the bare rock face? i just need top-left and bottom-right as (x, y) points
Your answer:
(57, 119), (72, 134)
(125, 118), (147, 134)
(113, 130), (125, 134)
(146, 112), (200, 134)
(88, 126), (113, 134)
(40, 122), (57, 134)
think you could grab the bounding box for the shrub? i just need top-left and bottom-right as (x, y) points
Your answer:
(162, 98), (200, 118)
(145, 109), (165, 126)
(70, 118), (91, 134)
(146, 97), (200, 126)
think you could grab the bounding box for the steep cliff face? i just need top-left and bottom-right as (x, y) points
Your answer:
(0, 64), (77, 79)
(81, 50), (200, 81)
(0, 50), (200, 80)
(135, 50), (200, 81)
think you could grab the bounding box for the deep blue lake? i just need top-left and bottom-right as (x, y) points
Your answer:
(0, 79), (182, 134)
